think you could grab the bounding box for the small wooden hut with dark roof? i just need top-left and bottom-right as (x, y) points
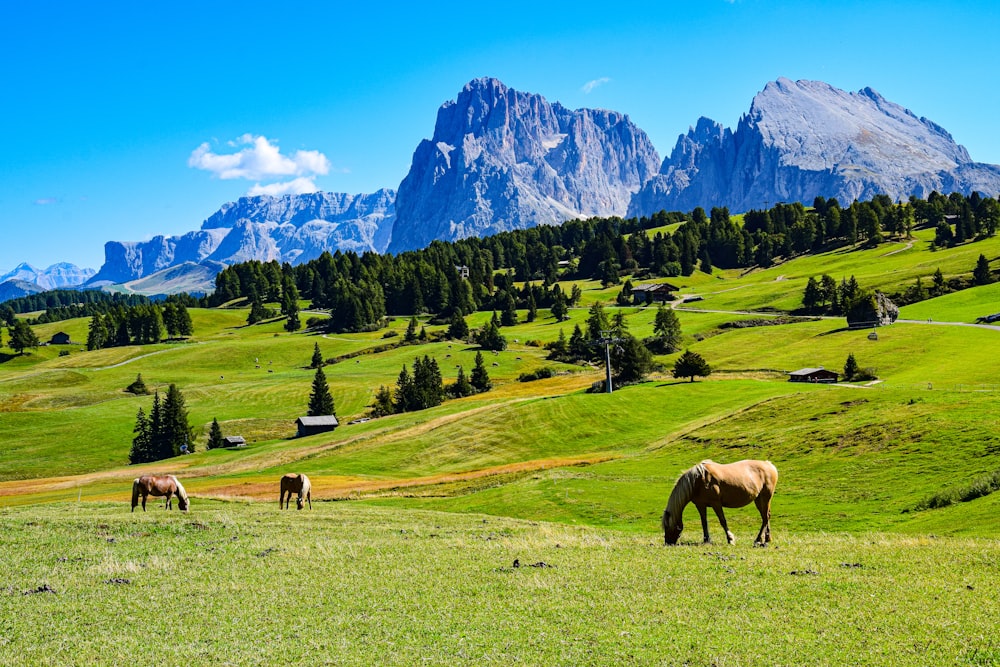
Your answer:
(296, 415), (339, 437)
(629, 282), (680, 305)
(49, 332), (72, 345)
(787, 367), (838, 383)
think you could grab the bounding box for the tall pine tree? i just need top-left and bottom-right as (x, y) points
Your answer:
(308, 367), (336, 416)
(161, 384), (193, 456)
(206, 418), (225, 450)
(128, 407), (154, 464)
(470, 351), (492, 393)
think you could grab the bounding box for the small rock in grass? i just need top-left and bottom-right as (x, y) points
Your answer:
(23, 584), (56, 595)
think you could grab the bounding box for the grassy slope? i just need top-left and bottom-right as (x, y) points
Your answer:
(3, 233), (1000, 665)
(2, 230), (1000, 537)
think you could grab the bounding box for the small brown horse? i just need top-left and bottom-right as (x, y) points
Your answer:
(131, 475), (189, 512)
(279, 473), (312, 510)
(662, 459), (777, 546)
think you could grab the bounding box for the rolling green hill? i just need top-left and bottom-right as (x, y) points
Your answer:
(3, 231), (1000, 666)
(2, 226), (998, 539)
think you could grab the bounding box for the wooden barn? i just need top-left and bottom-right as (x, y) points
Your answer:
(223, 436), (246, 448)
(630, 282), (680, 305)
(296, 415), (339, 437)
(49, 332), (72, 345)
(787, 367), (838, 383)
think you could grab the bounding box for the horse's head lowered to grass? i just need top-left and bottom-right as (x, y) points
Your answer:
(661, 507), (683, 545)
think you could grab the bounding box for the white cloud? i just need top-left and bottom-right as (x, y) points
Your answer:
(34, 197), (58, 205)
(247, 177), (321, 197)
(188, 135), (331, 182)
(581, 77), (611, 94)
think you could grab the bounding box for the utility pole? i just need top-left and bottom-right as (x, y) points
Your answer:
(596, 330), (624, 393)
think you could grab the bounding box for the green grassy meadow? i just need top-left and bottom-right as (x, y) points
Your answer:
(2, 231), (1000, 664)
(2, 502), (998, 667)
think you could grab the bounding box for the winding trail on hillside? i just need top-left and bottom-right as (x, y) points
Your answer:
(90, 346), (191, 371)
(673, 306), (1000, 331)
(881, 239), (916, 256)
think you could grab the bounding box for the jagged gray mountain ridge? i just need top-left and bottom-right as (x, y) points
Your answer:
(388, 77), (661, 252)
(629, 78), (1000, 215)
(87, 189), (396, 285)
(0, 262), (96, 291)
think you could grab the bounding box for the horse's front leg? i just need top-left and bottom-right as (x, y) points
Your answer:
(165, 492), (173, 511)
(697, 505), (711, 543)
(712, 506), (735, 544)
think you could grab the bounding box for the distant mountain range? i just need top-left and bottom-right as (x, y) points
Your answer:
(0, 263), (95, 301)
(5, 77), (999, 298)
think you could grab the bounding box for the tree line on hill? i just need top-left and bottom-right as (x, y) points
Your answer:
(802, 251), (996, 315)
(86, 302), (192, 350)
(1, 289), (152, 318)
(201, 191), (997, 335)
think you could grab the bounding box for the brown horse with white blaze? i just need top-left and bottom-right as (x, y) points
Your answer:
(131, 475), (189, 512)
(661, 459), (777, 546)
(279, 473), (312, 510)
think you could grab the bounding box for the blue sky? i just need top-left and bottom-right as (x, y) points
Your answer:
(2, 0), (998, 271)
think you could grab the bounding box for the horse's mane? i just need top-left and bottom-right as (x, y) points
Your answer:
(666, 462), (709, 520)
(171, 476), (188, 502)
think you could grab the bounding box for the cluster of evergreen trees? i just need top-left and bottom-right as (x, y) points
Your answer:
(807, 249), (996, 313)
(129, 385), (193, 463)
(545, 302), (659, 389)
(1, 289), (151, 318)
(87, 302), (192, 350)
(197, 192), (997, 335)
(369, 352), (492, 418)
(801, 275), (870, 315)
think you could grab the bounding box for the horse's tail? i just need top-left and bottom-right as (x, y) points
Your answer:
(131, 478), (140, 511)
(172, 476), (189, 511)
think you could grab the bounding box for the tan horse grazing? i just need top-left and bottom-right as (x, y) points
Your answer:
(131, 475), (189, 512)
(279, 473), (312, 510)
(662, 459), (777, 546)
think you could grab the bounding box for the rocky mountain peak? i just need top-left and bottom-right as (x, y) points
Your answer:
(388, 78), (660, 253)
(629, 78), (1000, 216)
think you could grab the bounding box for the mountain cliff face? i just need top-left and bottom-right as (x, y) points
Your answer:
(88, 190), (396, 284)
(629, 78), (1000, 215)
(389, 77), (661, 253)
